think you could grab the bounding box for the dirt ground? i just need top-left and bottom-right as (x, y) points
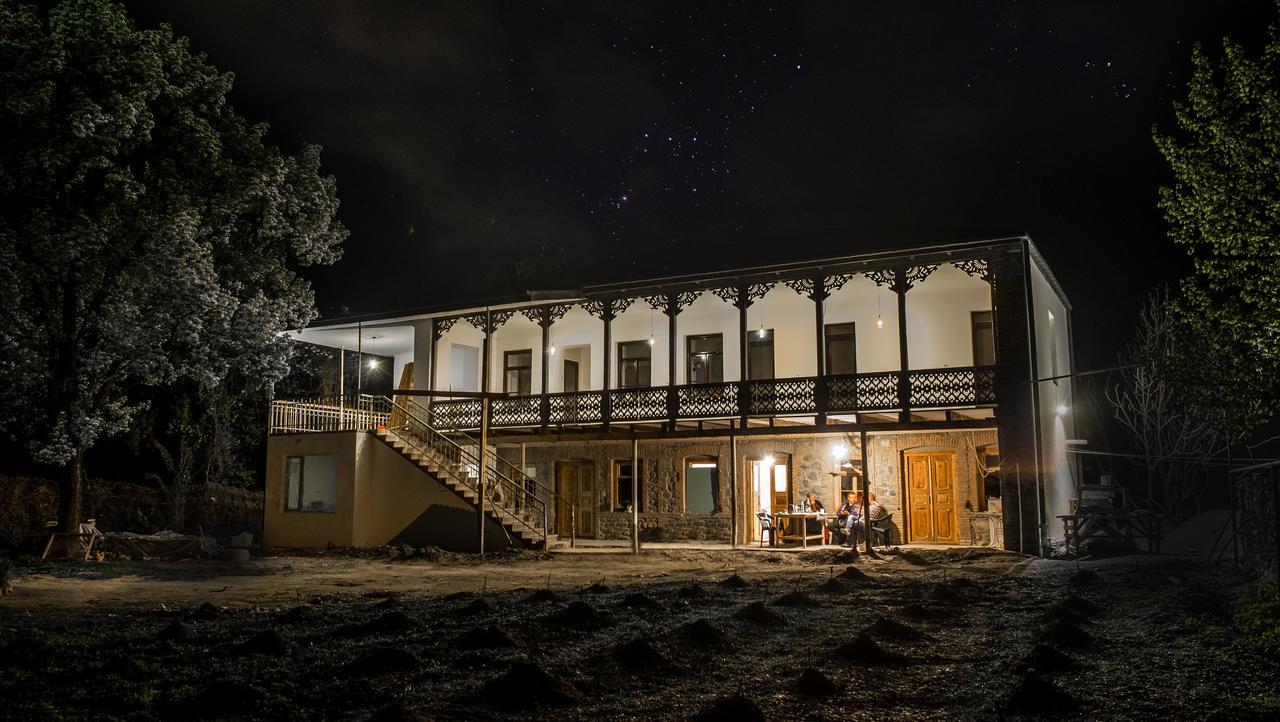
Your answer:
(1, 546), (1277, 721)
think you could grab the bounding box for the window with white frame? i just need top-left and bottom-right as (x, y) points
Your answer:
(284, 455), (338, 512)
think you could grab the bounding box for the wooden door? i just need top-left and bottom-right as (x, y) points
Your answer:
(554, 462), (595, 538)
(905, 452), (958, 543)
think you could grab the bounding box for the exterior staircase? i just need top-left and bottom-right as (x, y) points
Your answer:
(372, 425), (558, 550)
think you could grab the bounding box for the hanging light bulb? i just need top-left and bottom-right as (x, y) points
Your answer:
(549, 343), (556, 355)
(876, 316), (884, 329)
(367, 358), (379, 370)
(757, 304), (767, 337)
(648, 334), (656, 346)
(875, 288), (885, 329)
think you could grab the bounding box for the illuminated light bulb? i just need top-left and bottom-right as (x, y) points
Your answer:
(367, 359), (378, 370)
(763, 455), (775, 467)
(876, 315), (884, 329)
(831, 444), (847, 460)
(1056, 404), (1069, 416)
(757, 325), (767, 338)
(549, 344), (556, 355)
(648, 335), (656, 346)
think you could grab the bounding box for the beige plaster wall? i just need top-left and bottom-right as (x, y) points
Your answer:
(263, 432), (360, 548)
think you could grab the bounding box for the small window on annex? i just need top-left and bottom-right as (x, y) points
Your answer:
(683, 456), (718, 514)
(284, 455), (338, 513)
(613, 459), (644, 512)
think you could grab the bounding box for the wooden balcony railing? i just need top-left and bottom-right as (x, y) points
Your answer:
(414, 365), (997, 432)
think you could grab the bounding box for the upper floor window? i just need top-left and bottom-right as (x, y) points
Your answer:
(747, 329), (774, 380)
(618, 340), (651, 388)
(825, 323), (857, 375)
(971, 311), (995, 367)
(687, 334), (723, 384)
(504, 349), (532, 395)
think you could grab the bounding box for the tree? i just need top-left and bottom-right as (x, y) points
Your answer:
(1106, 289), (1231, 519)
(0, 0), (346, 537)
(1153, 15), (1280, 435)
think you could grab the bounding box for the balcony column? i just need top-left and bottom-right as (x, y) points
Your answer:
(666, 293), (678, 430)
(894, 268), (911, 422)
(810, 275), (830, 425)
(539, 310), (551, 431)
(602, 305), (614, 431)
(736, 286), (749, 428)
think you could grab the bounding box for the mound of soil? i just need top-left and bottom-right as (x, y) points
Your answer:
(1006, 672), (1076, 713)
(925, 583), (962, 604)
(360, 611), (415, 635)
(612, 637), (668, 671)
(1017, 643), (1074, 674)
(868, 617), (928, 641)
(817, 578), (847, 594)
(367, 702), (433, 722)
(621, 593), (663, 610)
(481, 662), (576, 708)
(719, 573), (751, 589)
(442, 591), (473, 601)
(456, 625), (515, 650)
(677, 584), (707, 598)
(691, 694), (766, 722)
(795, 667), (837, 696)
(187, 602), (220, 621)
(344, 647), (419, 677)
(458, 598), (492, 615)
(679, 618), (726, 646)
(894, 551), (933, 566)
(837, 566), (871, 582)
(524, 589), (561, 603)
(772, 590), (820, 607)
(1039, 618), (1092, 650)
(157, 619), (194, 641)
(802, 548), (860, 565)
(545, 600), (610, 629)
(1063, 593), (1102, 616)
(834, 633), (897, 664)
(734, 601), (785, 627)
(279, 605), (313, 623)
(584, 582), (610, 594)
(372, 597), (400, 610)
(236, 629), (288, 656)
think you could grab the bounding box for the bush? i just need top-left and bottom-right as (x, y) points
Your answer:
(0, 476), (261, 550)
(1235, 584), (1280, 660)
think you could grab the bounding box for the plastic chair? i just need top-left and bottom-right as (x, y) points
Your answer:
(756, 511), (777, 547)
(870, 511), (895, 548)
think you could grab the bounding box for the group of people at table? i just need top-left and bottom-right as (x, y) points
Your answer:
(773, 491), (884, 546)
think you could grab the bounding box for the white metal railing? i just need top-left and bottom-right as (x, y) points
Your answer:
(268, 396), (390, 434)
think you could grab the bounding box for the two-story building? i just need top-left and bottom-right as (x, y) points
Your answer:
(264, 235), (1075, 555)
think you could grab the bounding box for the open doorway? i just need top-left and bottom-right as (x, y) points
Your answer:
(740, 453), (791, 544)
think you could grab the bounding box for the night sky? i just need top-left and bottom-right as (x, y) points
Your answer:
(123, 1), (1277, 368)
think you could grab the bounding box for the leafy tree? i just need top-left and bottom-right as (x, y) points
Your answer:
(1154, 16), (1280, 435)
(0, 0), (346, 536)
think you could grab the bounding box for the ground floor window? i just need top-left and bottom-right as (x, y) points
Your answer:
(684, 456), (718, 513)
(612, 459), (644, 512)
(284, 454), (338, 512)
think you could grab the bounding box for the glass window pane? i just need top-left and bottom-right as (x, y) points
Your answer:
(684, 459), (717, 514)
(285, 457), (302, 510)
(300, 455), (337, 512)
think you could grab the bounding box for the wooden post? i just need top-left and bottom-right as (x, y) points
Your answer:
(895, 268), (911, 422)
(737, 286), (749, 428)
(860, 429), (872, 554)
(631, 437), (640, 555)
(729, 434), (738, 548)
(667, 294), (678, 430)
(602, 304), (613, 431)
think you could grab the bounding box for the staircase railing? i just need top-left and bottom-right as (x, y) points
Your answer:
(377, 396), (569, 547)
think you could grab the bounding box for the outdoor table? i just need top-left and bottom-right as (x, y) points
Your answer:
(774, 511), (824, 548)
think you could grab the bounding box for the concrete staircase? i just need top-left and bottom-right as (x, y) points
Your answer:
(373, 427), (556, 549)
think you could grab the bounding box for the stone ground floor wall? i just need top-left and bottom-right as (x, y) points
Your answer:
(511, 427), (999, 547)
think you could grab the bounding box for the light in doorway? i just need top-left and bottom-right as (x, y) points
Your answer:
(689, 461), (718, 469)
(762, 455), (775, 467)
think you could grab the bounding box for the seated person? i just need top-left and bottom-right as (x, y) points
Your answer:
(828, 491), (864, 546)
(804, 492), (827, 540)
